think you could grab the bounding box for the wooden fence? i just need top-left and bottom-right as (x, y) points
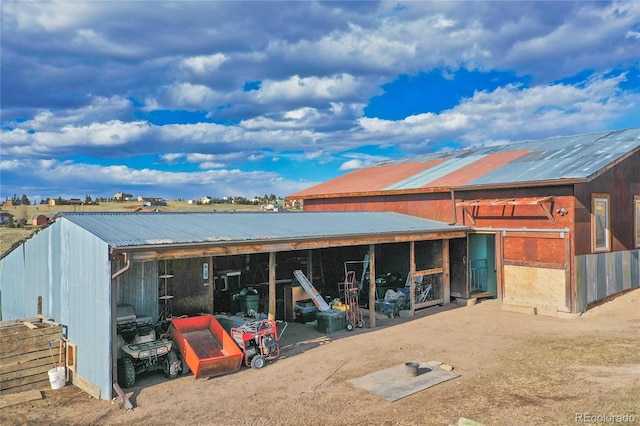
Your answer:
(575, 249), (640, 312)
(0, 317), (65, 395)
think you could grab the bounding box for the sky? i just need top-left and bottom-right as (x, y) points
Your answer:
(1, 1), (639, 203)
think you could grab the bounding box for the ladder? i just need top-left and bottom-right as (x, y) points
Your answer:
(293, 270), (330, 312)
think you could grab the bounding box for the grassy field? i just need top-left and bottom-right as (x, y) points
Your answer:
(0, 201), (263, 255)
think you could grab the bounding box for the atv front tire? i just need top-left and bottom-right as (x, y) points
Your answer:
(164, 350), (180, 379)
(119, 356), (136, 388)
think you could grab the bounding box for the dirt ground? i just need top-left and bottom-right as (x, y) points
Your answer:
(2, 290), (639, 426)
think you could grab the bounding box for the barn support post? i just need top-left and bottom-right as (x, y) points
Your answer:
(368, 244), (376, 328)
(268, 251), (276, 321)
(207, 256), (214, 313)
(443, 239), (450, 304)
(410, 241), (416, 315)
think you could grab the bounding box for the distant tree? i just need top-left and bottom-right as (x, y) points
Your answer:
(20, 194), (30, 205)
(16, 205), (29, 225)
(85, 194), (92, 204)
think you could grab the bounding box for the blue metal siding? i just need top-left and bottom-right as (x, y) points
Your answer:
(0, 220), (112, 400)
(0, 243), (28, 320)
(60, 219), (112, 400)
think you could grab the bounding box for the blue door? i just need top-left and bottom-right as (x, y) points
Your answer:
(468, 234), (497, 297)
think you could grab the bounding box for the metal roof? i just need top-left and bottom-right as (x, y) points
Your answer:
(58, 211), (467, 249)
(289, 128), (640, 197)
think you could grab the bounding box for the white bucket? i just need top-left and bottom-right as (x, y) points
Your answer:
(48, 366), (66, 390)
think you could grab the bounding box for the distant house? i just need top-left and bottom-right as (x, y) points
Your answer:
(114, 192), (134, 202)
(68, 198), (83, 205)
(200, 196), (212, 204)
(0, 212), (13, 225)
(48, 199), (56, 206)
(32, 215), (48, 226)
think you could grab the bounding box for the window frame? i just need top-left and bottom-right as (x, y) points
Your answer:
(592, 194), (611, 253)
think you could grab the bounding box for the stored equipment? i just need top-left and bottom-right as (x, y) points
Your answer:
(339, 271), (364, 331)
(231, 319), (286, 369)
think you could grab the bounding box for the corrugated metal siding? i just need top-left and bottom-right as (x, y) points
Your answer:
(59, 220), (112, 400)
(293, 160), (448, 195)
(116, 261), (159, 319)
(0, 221), (112, 399)
(60, 212), (467, 248)
(289, 128), (640, 197)
(575, 249), (640, 312)
(0, 241), (27, 320)
(427, 150), (532, 187)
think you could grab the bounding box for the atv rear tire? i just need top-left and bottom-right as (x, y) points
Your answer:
(164, 350), (180, 379)
(118, 356), (136, 388)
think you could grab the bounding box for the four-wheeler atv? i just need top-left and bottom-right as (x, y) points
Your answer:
(116, 305), (180, 388)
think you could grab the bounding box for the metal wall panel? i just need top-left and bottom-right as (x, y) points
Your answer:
(115, 260), (159, 320)
(0, 219), (113, 400)
(575, 249), (640, 312)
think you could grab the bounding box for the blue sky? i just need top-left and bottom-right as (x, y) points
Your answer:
(1, 1), (639, 202)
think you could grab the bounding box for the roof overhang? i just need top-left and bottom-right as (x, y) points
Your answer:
(112, 228), (468, 261)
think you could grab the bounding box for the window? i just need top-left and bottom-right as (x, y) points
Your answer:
(592, 195), (610, 252)
(635, 196), (640, 248)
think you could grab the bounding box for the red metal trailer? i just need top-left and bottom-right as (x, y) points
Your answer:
(169, 315), (243, 379)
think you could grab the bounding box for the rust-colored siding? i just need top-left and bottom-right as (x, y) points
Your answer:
(574, 151), (640, 255)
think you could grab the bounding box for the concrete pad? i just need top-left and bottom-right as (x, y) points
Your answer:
(349, 360), (460, 402)
(456, 298), (477, 306)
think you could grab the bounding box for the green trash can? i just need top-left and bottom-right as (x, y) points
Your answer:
(240, 294), (260, 312)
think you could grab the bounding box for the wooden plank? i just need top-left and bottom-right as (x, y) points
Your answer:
(22, 322), (38, 330)
(1, 379), (51, 395)
(0, 350), (54, 367)
(1, 340), (60, 359)
(504, 259), (565, 269)
(1, 371), (53, 392)
(0, 356), (53, 375)
(113, 383), (133, 410)
(0, 390), (43, 409)
(0, 325), (61, 338)
(1, 362), (54, 383)
(70, 371), (100, 400)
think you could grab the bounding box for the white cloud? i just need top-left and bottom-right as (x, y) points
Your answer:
(359, 72), (638, 150)
(181, 53), (228, 74)
(339, 159), (365, 170)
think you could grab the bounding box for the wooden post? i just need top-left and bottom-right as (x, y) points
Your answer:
(208, 257), (214, 313)
(496, 233), (504, 302)
(368, 244), (376, 328)
(268, 252), (276, 321)
(443, 239), (450, 304)
(410, 241), (415, 315)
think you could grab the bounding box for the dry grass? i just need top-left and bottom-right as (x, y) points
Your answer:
(0, 201), (262, 255)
